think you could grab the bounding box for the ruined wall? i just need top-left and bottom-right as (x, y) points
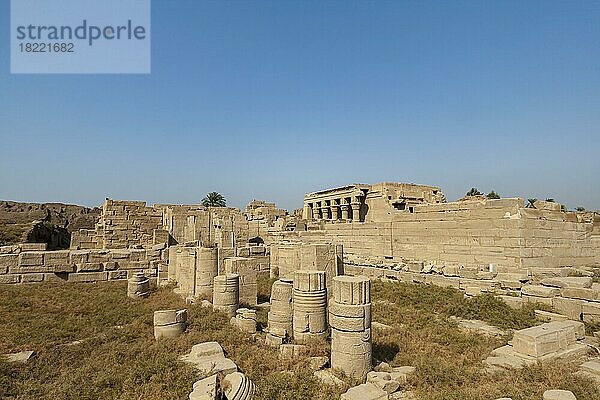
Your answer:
(275, 198), (597, 277)
(0, 244), (168, 284)
(96, 199), (163, 249)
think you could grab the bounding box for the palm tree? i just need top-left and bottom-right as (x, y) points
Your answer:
(201, 192), (226, 207)
(526, 198), (537, 208)
(575, 206), (585, 212)
(545, 198), (555, 203)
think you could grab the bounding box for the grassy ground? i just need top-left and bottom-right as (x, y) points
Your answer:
(0, 279), (598, 400)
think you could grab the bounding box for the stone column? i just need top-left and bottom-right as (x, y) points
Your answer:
(154, 309), (187, 339)
(340, 204), (350, 220)
(195, 247), (219, 297)
(331, 200), (340, 220)
(293, 270), (327, 341)
(330, 275), (372, 380)
(314, 202), (322, 220)
(127, 271), (150, 299)
(350, 203), (361, 222)
(322, 203), (330, 220)
(213, 274), (240, 317)
(267, 278), (294, 345)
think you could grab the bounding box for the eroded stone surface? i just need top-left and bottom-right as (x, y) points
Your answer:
(179, 342), (237, 375)
(542, 389), (577, 400)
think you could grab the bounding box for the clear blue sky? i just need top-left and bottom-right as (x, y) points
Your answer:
(1, 1), (598, 211)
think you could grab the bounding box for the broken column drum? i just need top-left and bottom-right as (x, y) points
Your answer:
(293, 270), (328, 341)
(267, 278), (294, 342)
(127, 272), (150, 299)
(213, 274), (240, 317)
(195, 247), (219, 297)
(330, 275), (372, 380)
(153, 309), (187, 339)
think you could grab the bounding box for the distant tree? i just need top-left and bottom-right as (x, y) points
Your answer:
(545, 198), (555, 203)
(575, 206), (586, 212)
(526, 198), (538, 208)
(466, 188), (483, 196)
(201, 192), (226, 207)
(486, 191), (500, 199)
(560, 205), (567, 212)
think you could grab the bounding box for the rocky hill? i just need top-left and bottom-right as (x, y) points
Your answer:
(0, 201), (101, 249)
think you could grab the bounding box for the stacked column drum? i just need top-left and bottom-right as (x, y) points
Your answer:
(329, 275), (372, 380)
(292, 270), (328, 341)
(213, 273), (240, 317)
(266, 278), (294, 344)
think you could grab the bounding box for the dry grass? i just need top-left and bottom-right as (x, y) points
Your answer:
(0, 278), (598, 400)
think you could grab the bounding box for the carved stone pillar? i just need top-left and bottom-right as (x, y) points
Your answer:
(330, 275), (372, 380)
(331, 201), (340, 220)
(350, 203), (361, 222)
(340, 205), (349, 220)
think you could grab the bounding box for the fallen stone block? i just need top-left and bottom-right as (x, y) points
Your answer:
(496, 295), (523, 310)
(367, 371), (400, 394)
(521, 285), (561, 298)
(179, 342), (237, 375)
(309, 356), (329, 371)
(189, 374), (218, 400)
(542, 389), (577, 400)
(389, 366), (416, 384)
(21, 273), (44, 283)
(4, 350), (35, 363)
(541, 277), (593, 289)
(340, 383), (389, 400)
(313, 369), (345, 387)
(534, 310), (569, 322)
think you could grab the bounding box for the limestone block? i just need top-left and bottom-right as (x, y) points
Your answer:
(180, 342), (238, 375)
(496, 295), (523, 310)
(213, 274), (240, 317)
(154, 309), (187, 339)
(542, 390), (576, 400)
(20, 243), (46, 251)
(541, 277), (593, 289)
(43, 273), (68, 283)
(67, 272), (108, 282)
(103, 261), (118, 271)
(521, 285), (561, 298)
(512, 321), (584, 357)
(222, 372), (255, 400)
(534, 310), (569, 322)
(552, 297), (584, 320)
(21, 273), (44, 283)
(128, 272), (150, 299)
(0, 254), (18, 271)
(76, 262), (103, 272)
(582, 301), (600, 324)
(367, 371), (400, 394)
(70, 250), (90, 264)
(4, 350), (35, 363)
(188, 374), (217, 400)
(340, 383), (389, 400)
(108, 270), (128, 280)
(195, 247), (219, 297)
(580, 360), (600, 378)
(18, 252), (44, 266)
(561, 287), (600, 302)
(314, 369), (345, 387)
(389, 366), (416, 384)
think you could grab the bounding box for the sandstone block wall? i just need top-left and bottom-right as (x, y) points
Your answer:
(97, 199), (163, 249)
(0, 245), (167, 284)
